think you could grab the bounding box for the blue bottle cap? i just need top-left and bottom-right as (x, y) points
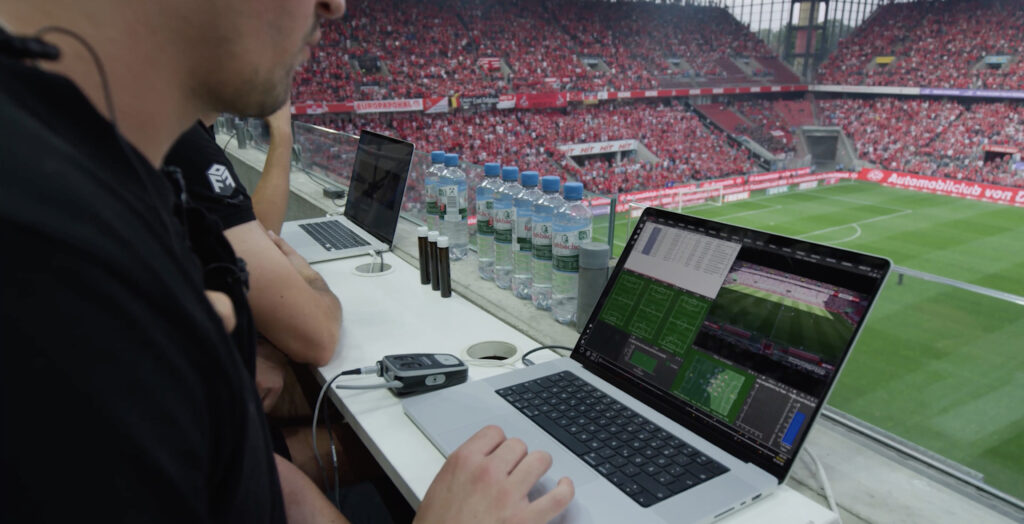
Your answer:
(484, 163), (501, 177)
(520, 171), (539, 188)
(541, 175), (561, 193)
(564, 182), (584, 200)
(501, 166), (520, 182)
(444, 153), (459, 167)
(431, 151), (445, 163)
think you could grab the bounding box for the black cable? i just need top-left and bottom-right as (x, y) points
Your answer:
(221, 132), (237, 152)
(33, 26), (181, 245)
(521, 345), (573, 366)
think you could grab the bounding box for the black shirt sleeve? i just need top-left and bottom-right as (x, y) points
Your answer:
(164, 122), (258, 231)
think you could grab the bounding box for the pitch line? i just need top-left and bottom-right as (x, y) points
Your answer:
(798, 209), (913, 240)
(715, 205), (782, 220)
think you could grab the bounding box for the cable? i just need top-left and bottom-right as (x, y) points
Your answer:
(310, 363), (402, 491)
(521, 345), (573, 366)
(221, 132), (237, 152)
(804, 447), (842, 522)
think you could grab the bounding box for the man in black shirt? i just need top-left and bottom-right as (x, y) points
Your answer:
(0, 0), (574, 522)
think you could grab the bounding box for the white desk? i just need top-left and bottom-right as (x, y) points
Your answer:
(313, 251), (838, 524)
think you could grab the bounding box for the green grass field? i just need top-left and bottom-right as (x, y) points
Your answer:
(593, 181), (1024, 500)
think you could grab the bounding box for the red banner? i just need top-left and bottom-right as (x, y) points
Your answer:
(982, 145), (1019, 154)
(748, 167), (812, 183)
(858, 168), (1024, 207)
(291, 101), (354, 115)
(354, 99), (424, 114)
(515, 92), (568, 109)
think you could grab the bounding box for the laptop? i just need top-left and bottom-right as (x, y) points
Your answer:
(281, 129), (414, 263)
(404, 206), (890, 523)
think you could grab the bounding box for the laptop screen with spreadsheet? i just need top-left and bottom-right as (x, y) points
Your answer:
(574, 207), (889, 480)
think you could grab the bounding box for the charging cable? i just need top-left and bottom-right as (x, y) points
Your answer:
(803, 447), (842, 522)
(310, 364), (403, 506)
(521, 345), (574, 366)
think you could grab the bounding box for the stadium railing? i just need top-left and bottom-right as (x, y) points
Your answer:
(226, 120), (1024, 522)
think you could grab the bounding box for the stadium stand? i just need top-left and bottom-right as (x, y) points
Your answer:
(820, 97), (1024, 186)
(297, 101), (757, 194)
(818, 0), (1024, 89)
(291, 0), (801, 103)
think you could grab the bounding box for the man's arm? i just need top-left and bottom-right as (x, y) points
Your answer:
(275, 454), (351, 524)
(252, 101), (294, 235)
(224, 221), (341, 367)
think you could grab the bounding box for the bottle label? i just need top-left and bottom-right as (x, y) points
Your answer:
(439, 185), (467, 219)
(476, 200), (494, 236)
(532, 221), (553, 261)
(494, 208), (515, 244)
(553, 227), (591, 273)
(425, 184), (439, 217)
(515, 217), (532, 253)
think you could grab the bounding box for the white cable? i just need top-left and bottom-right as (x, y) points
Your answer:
(804, 448), (842, 522)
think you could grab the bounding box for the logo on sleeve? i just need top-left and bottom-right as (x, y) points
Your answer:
(206, 164), (236, 196)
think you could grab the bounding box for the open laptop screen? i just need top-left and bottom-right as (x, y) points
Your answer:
(574, 207), (889, 480)
(344, 130), (414, 245)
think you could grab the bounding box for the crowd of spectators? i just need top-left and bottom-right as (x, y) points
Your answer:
(733, 99), (796, 156)
(295, 101), (756, 194)
(818, 0), (1024, 90)
(820, 97), (1024, 186)
(291, 0), (797, 103)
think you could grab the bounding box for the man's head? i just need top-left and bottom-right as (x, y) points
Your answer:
(186, 0), (345, 118)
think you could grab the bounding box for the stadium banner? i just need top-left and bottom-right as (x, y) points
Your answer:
(353, 99), (423, 114)
(920, 87), (1024, 100)
(811, 85), (921, 96)
(609, 171), (854, 213)
(748, 167), (812, 183)
(291, 101), (355, 115)
(700, 176), (745, 188)
(423, 97), (449, 114)
(515, 92), (567, 109)
(457, 95), (501, 110)
(982, 145), (1019, 154)
(983, 55), (1012, 65)
(496, 95), (517, 109)
(858, 168), (1024, 207)
(558, 139), (638, 157)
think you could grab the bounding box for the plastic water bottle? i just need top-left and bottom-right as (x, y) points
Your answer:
(492, 166), (522, 289)
(552, 182), (592, 324)
(475, 163), (502, 280)
(512, 171), (543, 299)
(438, 153), (468, 260)
(530, 176), (563, 311)
(424, 151), (445, 231)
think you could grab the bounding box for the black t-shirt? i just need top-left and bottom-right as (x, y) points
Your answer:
(0, 58), (285, 523)
(164, 122), (257, 231)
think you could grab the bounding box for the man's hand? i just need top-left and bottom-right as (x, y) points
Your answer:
(255, 338), (288, 412)
(265, 98), (294, 143)
(414, 425), (574, 524)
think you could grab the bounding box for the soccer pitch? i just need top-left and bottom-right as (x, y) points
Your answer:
(593, 181), (1024, 499)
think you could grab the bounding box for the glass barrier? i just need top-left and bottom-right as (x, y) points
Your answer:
(245, 119), (1023, 507)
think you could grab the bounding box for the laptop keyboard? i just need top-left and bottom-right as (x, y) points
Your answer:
(497, 371), (729, 508)
(299, 220), (371, 251)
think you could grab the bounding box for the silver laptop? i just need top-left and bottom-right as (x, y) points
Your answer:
(282, 129), (414, 263)
(404, 206), (890, 523)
